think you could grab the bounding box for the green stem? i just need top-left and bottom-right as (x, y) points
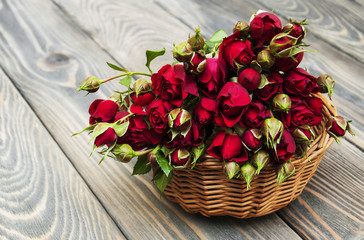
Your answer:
(102, 72), (152, 83)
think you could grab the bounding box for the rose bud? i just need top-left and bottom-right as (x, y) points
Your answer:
(269, 33), (295, 57)
(271, 130), (296, 163)
(94, 127), (117, 147)
(133, 78), (152, 95)
(194, 97), (216, 125)
(242, 129), (262, 151)
(169, 149), (190, 167)
(173, 42), (194, 62)
(89, 99), (119, 124)
(277, 161), (295, 186)
(207, 131), (248, 162)
(317, 74), (335, 100)
(284, 68), (321, 97)
(78, 76), (102, 93)
(218, 31), (255, 70)
(255, 72), (283, 102)
(216, 82), (251, 127)
(250, 11), (282, 48)
(114, 144), (137, 163)
(233, 20), (250, 39)
(168, 108), (192, 131)
(130, 92), (155, 107)
(241, 163), (256, 190)
(257, 49), (276, 70)
(224, 161), (241, 179)
(261, 117), (284, 149)
(283, 21), (306, 44)
(327, 116), (355, 142)
(188, 27), (205, 51)
(198, 58), (226, 98)
(238, 68), (261, 92)
(252, 150), (270, 174)
(185, 52), (206, 74)
(272, 51), (304, 72)
(272, 94), (292, 113)
(292, 125), (314, 144)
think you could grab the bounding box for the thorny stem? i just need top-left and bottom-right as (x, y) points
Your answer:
(102, 72), (152, 83)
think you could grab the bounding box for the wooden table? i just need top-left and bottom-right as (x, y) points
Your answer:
(0, 0), (363, 239)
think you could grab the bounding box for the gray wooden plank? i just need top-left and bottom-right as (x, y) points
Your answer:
(0, 0), (302, 239)
(54, 0), (364, 238)
(0, 70), (124, 239)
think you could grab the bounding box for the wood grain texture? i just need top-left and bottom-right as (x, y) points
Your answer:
(0, 0), (301, 239)
(0, 71), (124, 239)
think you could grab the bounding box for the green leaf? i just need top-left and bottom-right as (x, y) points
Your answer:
(113, 121), (129, 137)
(132, 155), (151, 175)
(191, 143), (205, 168)
(107, 62), (128, 72)
(119, 75), (132, 88)
(153, 168), (164, 181)
(88, 123), (113, 143)
(72, 123), (97, 136)
(156, 150), (173, 177)
(171, 60), (179, 66)
(209, 29), (228, 42)
(160, 145), (170, 156)
(145, 48), (166, 73)
(155, 172), (173, 193)
(98, 140), (117, 164)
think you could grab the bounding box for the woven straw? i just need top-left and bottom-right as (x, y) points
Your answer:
(164, 93), (337, 218)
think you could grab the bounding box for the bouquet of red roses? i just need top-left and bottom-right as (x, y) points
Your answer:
(75, 10), (354, 192)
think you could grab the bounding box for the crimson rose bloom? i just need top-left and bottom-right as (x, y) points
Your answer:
(115, 112), (163, 151)
(255, 72), (283, 101)
(185, 52), (206, 74)
(282, 97), (323, 129)
(238, 68), (261, 92)
(216, 82), (251, 127)
(165, 121), (202, 149)
(290, 23), (305, 43)
(170, 149), (190, 166)
(207, 132), (248, 162)
(218, 31), (255, 70)
(198, 58), (225, 98)
(130, 92), (155, 106)
(240, 101), (271, 129)
(147, 99), (173, 134)
(95, 127), (117, 147)
(250, 11), (282, 47)
(284, 68), (321, 97)
(194, 97), (217, 125)
(89, 99), (118, 124)
(272, 52), (304, 72)
(151, 64), (198, 107)
(242, 129), (262, 150)
(270, 130), (296, 163)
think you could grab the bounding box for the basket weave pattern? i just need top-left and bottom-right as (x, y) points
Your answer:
(164, 94), (337, 218)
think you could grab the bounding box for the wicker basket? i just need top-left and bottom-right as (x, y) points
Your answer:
(164, 93), (337, 218)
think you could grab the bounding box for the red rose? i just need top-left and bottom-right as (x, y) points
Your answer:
(147, 99), (173, 134)
(284, 68), (320, 97)
(240, 101), (271, 129)
(218, 31), (255, 70)
(250, 11), (282, 48)
(282, 97), (323, 129)
(254, 72), (283, 101)
(242, 129), (262, 150)
(289, 23), (305, 43)
(116, 113), (163, 151)
(130, 92), (155, 106)
(207, 132), (248, 162)
(216, 82), (251, 127)
(165, 121), (202, 149)
(95, 127), (117, 147)
(151, 64), (198, 107)
(170, 149), (190, 167)
(198, 58), (225, 98)
(272, 51), (303, 72)
(185, 52), (206, 74)
(194, 97), (217, 125)
(270, 130), (296, 163)
(238, 68), (261, 92)
(89, 99), (118, 124)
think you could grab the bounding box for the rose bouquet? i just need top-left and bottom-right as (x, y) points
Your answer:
(75, 10), (354, 198)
